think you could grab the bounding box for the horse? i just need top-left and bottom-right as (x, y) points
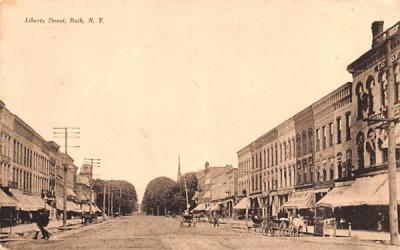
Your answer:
(289, 217), (306, 237)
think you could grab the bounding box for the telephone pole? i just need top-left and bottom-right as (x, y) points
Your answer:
(53, 126), (80, 228)
(108, 183), (111, 216)
(84, 158), (101, 217)
(103, 181), (106, 220)
(111, 186), (114, 217)
(385, 37), (399, 246)
(119, 187), (122, 215)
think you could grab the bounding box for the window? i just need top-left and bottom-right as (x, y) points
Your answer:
(345, 112), (351, 141)
(329, 122), (333, 146)
(267, 148), (270, 167)
(322, 126), (326, 149)
(323, 169), (327, 181)
(275, 144), (278, 165)
(271, 146), (274, 166)
(395, 65), (400, 102)
(316, 128), (320, 151)
(288, 141), (291, 159)
(309, 130), (313, 153)
(337, 117), (342, 144)
(280, 144), (282, 163)
(263, 149), (266, 169)
(302, 132), (307, 155)
(283, 142), (287, 160)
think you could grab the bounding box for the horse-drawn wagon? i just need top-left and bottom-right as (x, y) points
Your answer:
(180, 213), (196, 227)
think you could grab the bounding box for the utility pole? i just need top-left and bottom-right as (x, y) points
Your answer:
(53, 127), (80, 228)
(84, 158), (101, 218)
(111, 186), (114, 217)
(108, 183), (111, 216)
(119, 187), (122, 215)
(385, 37), (399, 246)
(103, 181), (106, 220)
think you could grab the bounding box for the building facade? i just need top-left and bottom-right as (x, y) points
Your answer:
(0, 100), (84, 219)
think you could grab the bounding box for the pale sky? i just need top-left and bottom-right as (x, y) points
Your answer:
(0, 0), (399, 202)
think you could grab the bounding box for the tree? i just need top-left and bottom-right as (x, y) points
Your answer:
(142, 177), (178, 215)
(177, 172), (198, 211)
(94, 179), (138, 215)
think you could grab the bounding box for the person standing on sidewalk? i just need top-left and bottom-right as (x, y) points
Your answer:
(33, 209), (51, 240)
(213, 213), (219, 227)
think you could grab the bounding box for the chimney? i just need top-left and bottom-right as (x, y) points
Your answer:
(371, 21), (384, 48)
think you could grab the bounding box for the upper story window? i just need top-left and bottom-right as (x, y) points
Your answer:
(308, 129), (313, 153)
(395, 65), (400, 102)
(296, 135), (301, 157)
(322, 126), (326, 149)
(283, 142), (287, 160)
(288, 141), (291, 159)
(345, 112), (351, 141)
(316, 128), (320, 151)
(279, 144), (282, 163)
(337, 117), (342, 144)
(275, 144), (278, 165)
(302, 132), (307, 155)
(329, 122), (333, 146)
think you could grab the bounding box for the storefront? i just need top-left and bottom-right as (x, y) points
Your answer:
(316, 172), (400, 231)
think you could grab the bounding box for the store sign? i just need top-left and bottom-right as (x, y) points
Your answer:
(375, 52), (400, 71)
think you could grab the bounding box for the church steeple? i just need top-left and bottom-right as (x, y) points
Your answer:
(177, 155), (182, 182)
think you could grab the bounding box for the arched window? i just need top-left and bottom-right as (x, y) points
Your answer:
(323, 169), (327, 181)
(395, 65), (400, 102)
(379, 71), (388, 107)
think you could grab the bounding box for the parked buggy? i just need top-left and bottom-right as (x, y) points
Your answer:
(180, 213), (196, 227)
(262, 217), (290, 236)
(248, 216), (264, 232)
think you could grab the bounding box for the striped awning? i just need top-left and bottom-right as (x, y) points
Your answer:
(0, 188), (17, 207)
(10, 189), (45, 211)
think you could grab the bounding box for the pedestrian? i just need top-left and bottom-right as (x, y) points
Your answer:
(213, 213), (219, 227)
(33, 209), (51, 240)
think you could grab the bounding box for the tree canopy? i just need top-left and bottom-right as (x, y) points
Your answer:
(94, 179), (138, 215)
(142, 173), (198, 215)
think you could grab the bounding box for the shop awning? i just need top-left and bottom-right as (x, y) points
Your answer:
(191, 191), (199, 200)
(282, 192), (314, 209)
(67, 188), (77, 197)
(93, 205), (101, 213)
(10, 189), (45, 211)
(55, 198), (82, 212)
(233, 197), (249, 210)
(316, 173), (390, 207)
(202, 191), (211, 199)
(81, 204), (90, 212)
(209, 202), (219, 211)
(0, 188), (17, 207)
(192, 203), (206, 211)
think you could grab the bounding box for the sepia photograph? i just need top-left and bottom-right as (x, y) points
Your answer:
(0, 0), (400, 249)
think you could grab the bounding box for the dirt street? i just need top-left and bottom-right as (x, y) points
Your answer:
(3, 215), (398, 250)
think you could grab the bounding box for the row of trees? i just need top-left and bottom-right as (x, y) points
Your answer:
(141, 173), (198, 216)
(93, 179), (138, 215)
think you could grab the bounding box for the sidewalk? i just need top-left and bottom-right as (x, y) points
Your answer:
(305, 225), (390, 242)
(0, 217), (99, 239)
(221, 219), (391, 242)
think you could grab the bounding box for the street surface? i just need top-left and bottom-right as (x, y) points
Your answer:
(3, 215), (398, 250)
